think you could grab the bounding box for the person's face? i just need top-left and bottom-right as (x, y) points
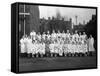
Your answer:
(25, 35), (27, 37)
(38, 32), (40, 35)
(83, 32), (85, 35)
(22, 36), (24, 39)
(75, 30), (77, 33)
(43, 32), (45, 34)
(53, 30), (55, 33)
(67, 30), (69, 33)
(79, 33), (81, 35)
(90, 35), (92, 38)
(47, 31), (49, 34)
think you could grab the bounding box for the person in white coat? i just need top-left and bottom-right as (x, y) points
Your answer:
(62, 30), (66, 40)
(51, 30), (56, 43)
(66, 30), (70, 43)
(30, 30), (36, 41)
(88, 35), (95, 52)
(42, 32), (46, 42)
(20, 36), (25, 53)
(49, 42), (54, 57)
(27, 36), (33, 57)
(37, 32), (42, 42)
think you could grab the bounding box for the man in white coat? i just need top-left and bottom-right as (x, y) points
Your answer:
(88, 35), (95, 52)
(30, 30), (36, 41)
(20, 36), (25, 53)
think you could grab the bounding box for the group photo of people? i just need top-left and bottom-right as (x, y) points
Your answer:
(20, 29), (96, 58)
(18, 4), (97, 72)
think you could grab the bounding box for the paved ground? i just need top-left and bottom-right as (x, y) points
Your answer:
(19, 56), (97, 72)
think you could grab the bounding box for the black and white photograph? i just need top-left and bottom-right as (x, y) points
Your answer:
(12, 2), (97, 73)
